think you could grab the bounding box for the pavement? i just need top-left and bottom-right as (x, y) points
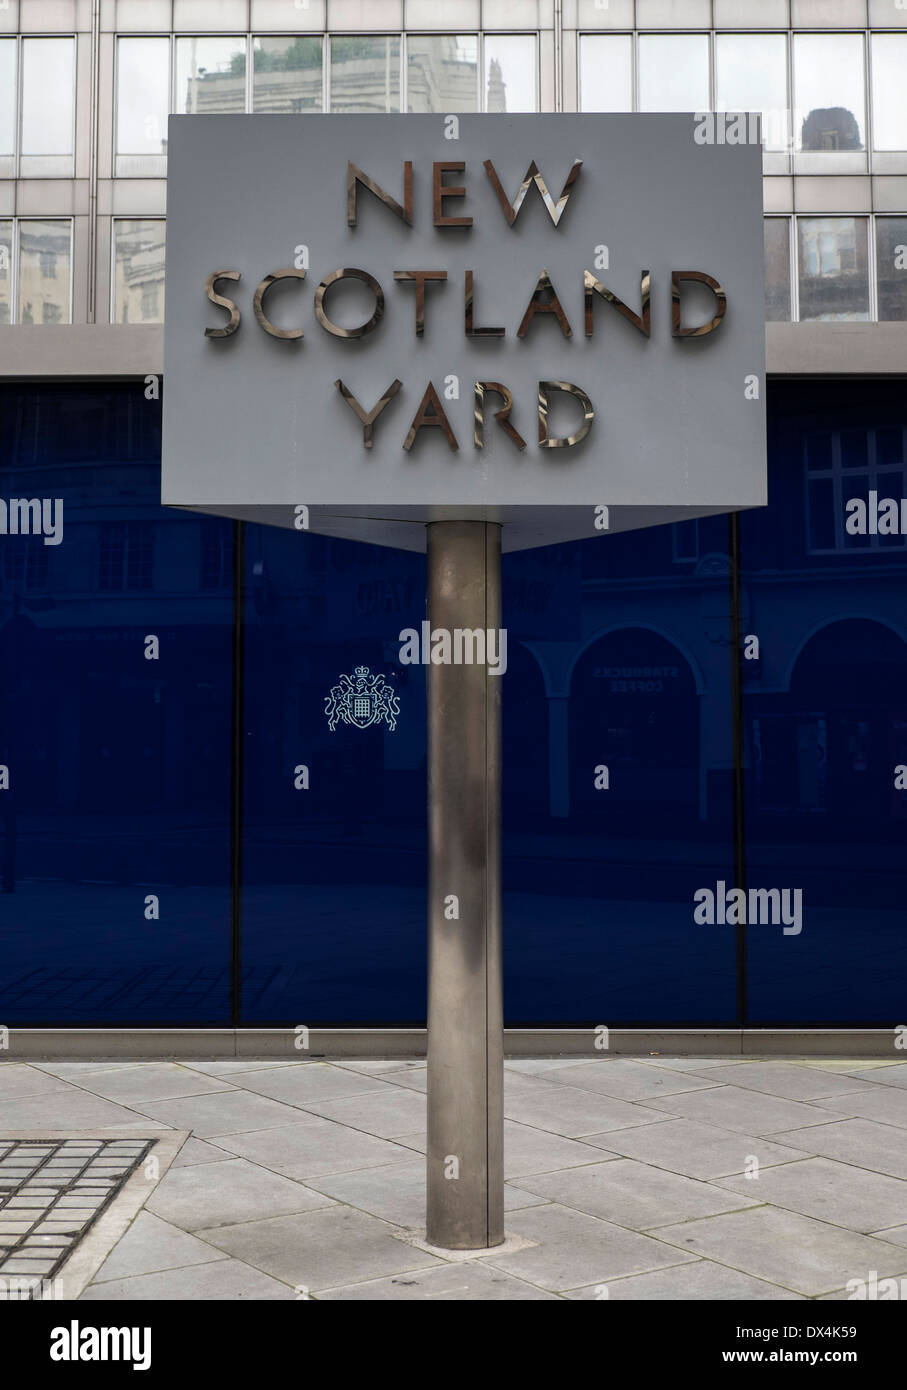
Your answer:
(4, 1054), (907, 1300)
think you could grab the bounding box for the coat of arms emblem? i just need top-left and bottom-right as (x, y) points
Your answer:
(325, 665), (401, 732)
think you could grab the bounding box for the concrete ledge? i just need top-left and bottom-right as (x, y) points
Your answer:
(2, 1028), (899, 1060)
(766, 321), (907, 375)
(2, 323), (907, 380)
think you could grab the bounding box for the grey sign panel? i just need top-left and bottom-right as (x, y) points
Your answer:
(162, 114), (766, 550)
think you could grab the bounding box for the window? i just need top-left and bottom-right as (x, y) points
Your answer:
(16, 221), (72, 326)
(715, 33), (788, 151)
(330, 35), (400, 114)
(797, 218), (869, 322)
(484, 35), (537, 113)
(21, 38), (74, 175)
(638, 34), (709, 113)
(2, 537), (49, 592)
(805, 426), (906, 555)
(200, 521), (233, 590)
(793, 33), (865, 153)
(253, 35), (324, 112)
(579, 34), (633, 113)
(407, 35), (478, 112)
(0, 39), (15, 167)
(672, 519), (699, 564)
(0, 220), (11, 325)
(112, 221), (166, 325)
(175, 36), (247, 114)
(764, 218), (791, 322)
(876, 218), (907, 322)
(99, 522), (153, 592)
(116, 37), (169, 173)
(871, 34), (907, 151)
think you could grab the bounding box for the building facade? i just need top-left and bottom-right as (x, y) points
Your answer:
(0, 0), (906, 1041)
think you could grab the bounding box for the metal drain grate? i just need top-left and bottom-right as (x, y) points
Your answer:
(0, 1137), (153, 1290)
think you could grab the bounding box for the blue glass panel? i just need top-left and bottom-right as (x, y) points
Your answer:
(501, 524), (737, 1025)
(0, 385), (232, 1022)
(240, 525), (427, 1023)
(741, 381), (907, 1024)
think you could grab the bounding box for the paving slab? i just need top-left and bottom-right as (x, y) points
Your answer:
(0, 1066), (73, 1100)
(303, 1158), (546, 1228)
(292, 1087), (426, 1139)
(0, 1092), (153, 1131)
(210, 1119), (414, 1179)
(91, 1211), (229, 1283)
(510, 1159), (760, 1230)
(716, 1156), (907, 1233)
(129, 1091), (325, 1137)
(145, 1158), (335, 1230)
(690, 1062), (881, 1102)
(393, 1120), (615, 1178)
(233, 1064), (393, 1106)
(64, 1063), (236, 1104)
(542, 1061), (723, 1101)
(585, 1118), (810, 1180)
(653, 1205), (907, 1297)
(643, 1085), (843, 1135)
(810, 1086), (907, 1129)
(316, 1262), (558, 1299)
(565, 1261), (805, 1299)
(81, 1257), (296, 1300)
(170, 1137), (234, 1168)
(501, 1076), (669, 1137)
(486, 1202), (698, 1291)
(194, 1206), (442, 1291)
(771, 1118), (907, 1180)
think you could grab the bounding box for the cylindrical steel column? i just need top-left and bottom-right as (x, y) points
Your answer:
(426, 520), (504, 1250)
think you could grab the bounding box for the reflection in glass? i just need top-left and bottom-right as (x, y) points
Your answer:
(18, 221), (71, 325)
(484, 35), (536, 112)
(794, 34), (864, 152)
(0, 40), (15, 156)
(716, 33), (788, 151)
(330, 35), (400, 114)
(116, 38), (169, 154)
(877, 218), (907, 322)
(113, 221), (166, 325)
(638, 34), (709, 113)
(253, 35), (323, 112)
(764, 218), (791, 322)
(798, 218), (869, 322)
(21, 38), (74, 155)
(579, 34), (632, 113)
(872, 35), (907, 151)
(0, 221), (11, 324)
(407, 35), (477, 113)
(176, 36), (247, 114)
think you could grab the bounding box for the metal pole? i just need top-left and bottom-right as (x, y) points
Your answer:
(426, 520), (504, 1250)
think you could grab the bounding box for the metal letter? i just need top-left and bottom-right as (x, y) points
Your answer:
(517, 270), (572, 339)
(474, 382), (526, 451)
(347, 161), (413, 227)
(393, 270), (447, 336)
(584, 268), (651, 337)
(464, 271), (504, 338)
(537, 380), (594, 449)
(253, 268), (306, 339)
(433, 161), (472, 228)
(403, 382), (459, 452)
(483, 158), (582, 227)
(335, 378), (402, 449)
(671, 270), (727, 337)
(315, 268), (385, 339)
(204, 270), (241, 338)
